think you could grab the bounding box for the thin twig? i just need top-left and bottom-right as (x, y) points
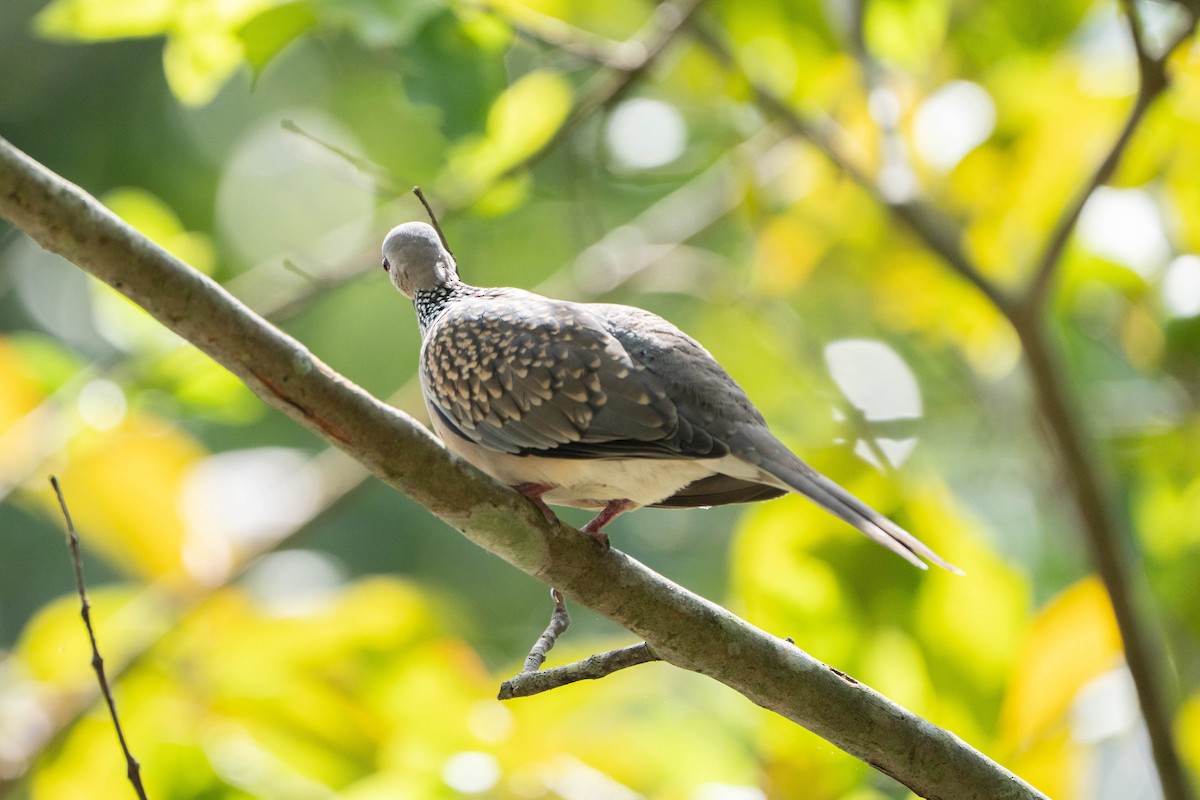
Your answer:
(469, 0), (706, 199)
(411, 186), (452, 257)
(1017, 1), (1195, 316)
(483, 2), (643, 69)
(279, 257), (323, 285)
(1021, 2), (1197, 316)
(522, 588), (571, 673)
(838, 401), (899, 478)
(281, 119), (405, 195)
(499, 642), (659, 699)
(48, 476), (149, 800)
(682, 20), (1018, 315)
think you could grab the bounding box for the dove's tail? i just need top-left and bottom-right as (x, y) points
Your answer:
(743, 432), (962, 573)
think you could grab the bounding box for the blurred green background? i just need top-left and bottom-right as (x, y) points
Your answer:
(2, 0), (1200, 796)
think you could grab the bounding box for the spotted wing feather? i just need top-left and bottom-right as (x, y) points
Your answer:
(421, 291), (727, 459)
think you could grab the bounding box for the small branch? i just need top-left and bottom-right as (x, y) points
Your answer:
(508, 8), (1007, 308)
(1020, 2), (1198, 316)
(561, 0), (705, 125)
(838, 401), (899, 478)
(518, 588), (571, 673)
(489, 3), (643, 69)
(499, 643), (659, 700)
(685, 19), (1016, 315)
(280, 119), (405, 195)
(49, 476), (149, 800)
(412, 186), (452, 257)
(467, 0), (706, 201)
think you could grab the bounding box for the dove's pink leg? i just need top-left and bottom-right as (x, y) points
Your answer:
(515, 485), (631, 549)
(581, 499), (635, 549)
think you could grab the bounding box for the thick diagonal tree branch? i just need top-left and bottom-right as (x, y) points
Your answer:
(0, 136), (1046, 800)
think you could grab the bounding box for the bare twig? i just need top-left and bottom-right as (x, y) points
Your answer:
(1, 135), (1050, 800)
(487, 2), (643, 69)
(685, 19), (1016, 315)
(518, 588), (571, 674)
(499, 642), (659, 699)
(281, 119), (405, 195)
(412, 186), (452, 256)
(1020, 2), (1198, 317)
(48, 476), (149, 800)
(465, 0), (706, 202)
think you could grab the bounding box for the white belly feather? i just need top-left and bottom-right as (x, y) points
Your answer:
(431, 414), (728, 509)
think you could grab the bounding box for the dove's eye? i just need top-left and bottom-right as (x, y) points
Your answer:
(382, 258), (391, 273)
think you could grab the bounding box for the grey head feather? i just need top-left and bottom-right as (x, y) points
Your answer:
(382, 222), (459, 298)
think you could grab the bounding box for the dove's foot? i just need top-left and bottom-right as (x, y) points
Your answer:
(514, 483), (559, 525)
(581, 499), (636, 550)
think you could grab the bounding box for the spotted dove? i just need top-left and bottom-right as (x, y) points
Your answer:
(382, 221), (958, 571)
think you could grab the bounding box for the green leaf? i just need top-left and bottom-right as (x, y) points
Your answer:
(403, 8), (510, 139)
(325, 0), (446, 48)
(237, 2), (318, 77)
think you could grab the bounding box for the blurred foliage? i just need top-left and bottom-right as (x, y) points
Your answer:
(2, 0), (1200, 797)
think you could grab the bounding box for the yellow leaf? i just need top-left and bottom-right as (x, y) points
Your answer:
(35, 0), (174, 40)
(729, 498), (855, 664)
(0, 337), (44, 432)
(46, 413), (207, 581)
(35, 0), (273, 104)
(865, 0), (950, 68)
(754, 213), (828, 295)
(16, 585), (170, 687)
(871, 249), (1020, 380)
(163, 26), (246, 106)
(999, 576), (1123, 749)
(486, 69), (570, 152)
(1179, 692), (1200, 779)
(911, 484), (1030, 688)
(0, 338), (47, 484)
(858, 628), (930, 710)
(1003, 729), (1082, 800)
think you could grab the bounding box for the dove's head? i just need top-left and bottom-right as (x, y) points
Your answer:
(381, 222), (459, 298)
